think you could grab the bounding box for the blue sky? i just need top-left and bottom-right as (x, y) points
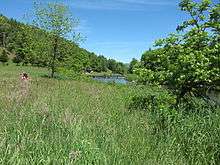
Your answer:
(0, 0), (218, 63)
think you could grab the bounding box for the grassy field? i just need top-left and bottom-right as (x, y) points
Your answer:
(0, 65), (220, 165)
(0, 65), (155, 164)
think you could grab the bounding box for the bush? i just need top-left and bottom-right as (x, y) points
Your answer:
(126, 74), (138, 82)
(57, 67), (91, 81)
(127, 88), (175, 111)
(127, 88), (220, 164)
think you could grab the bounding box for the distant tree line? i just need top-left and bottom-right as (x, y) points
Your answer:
(0, 13), (127, 75)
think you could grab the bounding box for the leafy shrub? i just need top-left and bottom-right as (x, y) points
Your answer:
(57, 67), (91, 81)
(126, 74), (138, 83)
(127, 89), (175, 111)
(127, 85), (220, 165)
(127, 88), (177, 134)
(127, 87), (220, 164)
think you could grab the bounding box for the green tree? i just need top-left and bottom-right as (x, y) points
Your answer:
(107, 59), (117, 72)
(33, 2), (79, 77)
(115, 62), (126, 74)
(0, 15), (10, 48)
(0, 49), (9, 64)
(136, 0), (220, 105)
(12, 27), (29, 65)
(128, 58), (138, 74)
(96, 55), (108, 72)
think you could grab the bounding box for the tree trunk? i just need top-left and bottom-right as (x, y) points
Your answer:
(51, 36), (58, 78)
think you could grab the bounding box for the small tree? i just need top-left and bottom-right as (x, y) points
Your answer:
(0, 49), (9, 64)
(32, 2), (79, 78)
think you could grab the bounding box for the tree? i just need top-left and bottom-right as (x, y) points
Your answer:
(0, 15), (10, 48)
(12, 27), (29, 65)
(0, 49), (9, 64)
(128, 58), (138, 74)
(107, 59), (117, 73)
(115, 62), (126, 74)
(32, 2), (79, 77)
(136, 0), (220, 105)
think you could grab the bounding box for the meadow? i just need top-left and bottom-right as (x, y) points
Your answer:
(0, 65), (219, 165)
(0, 65), (154, 164)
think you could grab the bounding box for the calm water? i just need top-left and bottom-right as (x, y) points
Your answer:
(93, 76), (128, 84)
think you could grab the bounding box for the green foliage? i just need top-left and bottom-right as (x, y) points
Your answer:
(0, 65), (152, 164)
(128, 58), (138, 74)
(136, 0), (220, 104)
(90, 55), (108, 72)
(128, 2), (220, 163)
(147, 100), (220, 164)
(57, 67), (91, 81)
(88, 54), (127, 74)
(0, 14), (126, 75)
(0, 49), (9, 64)
(126, 74), (138, 82)
(107, 59), (127, 74)
(1, 59), (220, 164)
(127, 85), (220, 164)
(32, 2), (80, 78)
(12, 55), (22, 65)
(127, 87), (175, 111)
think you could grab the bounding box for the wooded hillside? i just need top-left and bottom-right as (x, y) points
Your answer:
(0, 14), (127, 74)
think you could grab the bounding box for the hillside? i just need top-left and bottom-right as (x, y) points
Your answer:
(0, 14), (127, 74)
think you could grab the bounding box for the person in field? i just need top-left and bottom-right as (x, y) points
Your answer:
(19, 72), (30, 98)
(20, 72), (29, 81)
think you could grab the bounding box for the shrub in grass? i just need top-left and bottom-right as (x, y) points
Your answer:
(57, 67), (91, 81)
(127, 88), (175, 111)
(127, 89), (177, 134)
(156, 102), (220, 165)
(128, 89), (220, 164)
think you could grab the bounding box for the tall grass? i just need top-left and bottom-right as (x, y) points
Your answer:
(0, 65), (152, 164)
(128, 88), (220, 165)
(0, 65), (219, 164)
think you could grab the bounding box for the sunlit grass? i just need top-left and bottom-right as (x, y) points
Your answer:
(0, 65), (219, 165)
(0, 65), (152, 164)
